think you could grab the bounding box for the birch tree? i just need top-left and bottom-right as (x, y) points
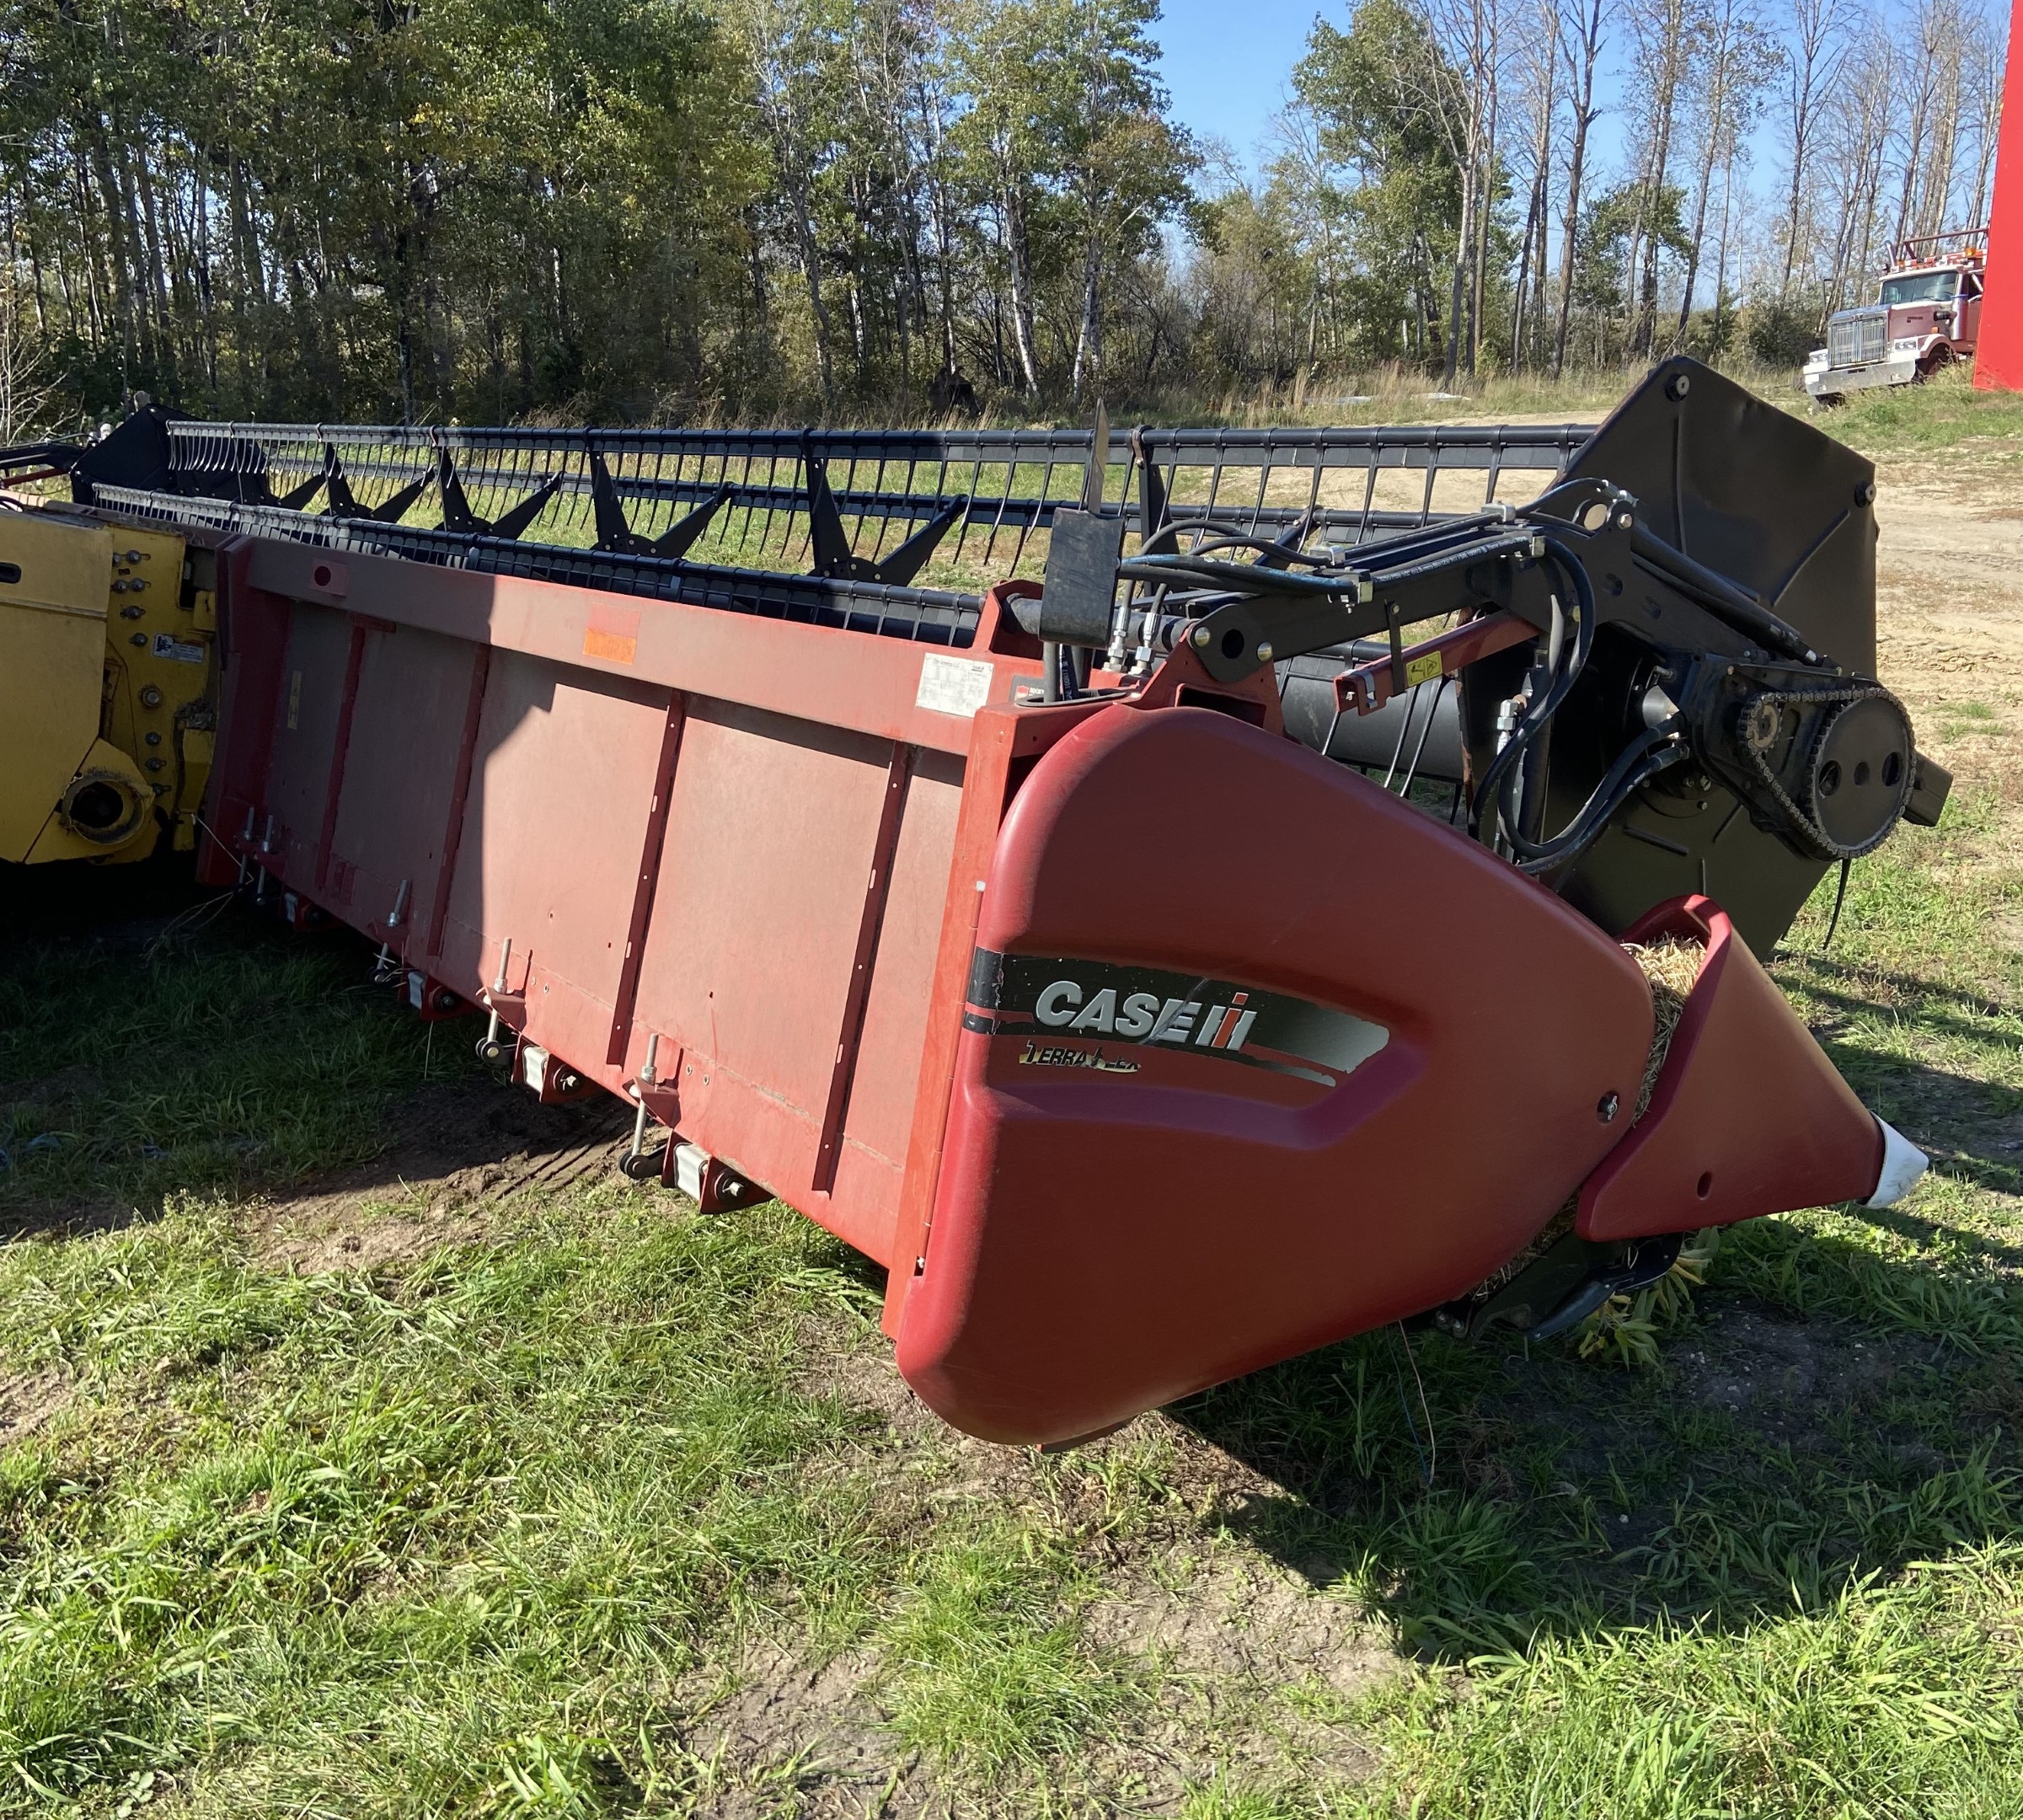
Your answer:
(1550, 0), (1606, 376)
(1777, 0), (1850, 295)
(1672, 0), (1774, 346)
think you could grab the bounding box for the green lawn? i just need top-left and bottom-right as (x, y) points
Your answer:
(1805, 361), (2023, 458)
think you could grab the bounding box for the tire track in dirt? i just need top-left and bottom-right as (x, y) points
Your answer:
(250, 1079), (634, 1272)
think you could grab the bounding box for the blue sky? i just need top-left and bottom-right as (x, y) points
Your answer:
(1153, 0), (1642, 189)
(1154, 0), (1322, 173)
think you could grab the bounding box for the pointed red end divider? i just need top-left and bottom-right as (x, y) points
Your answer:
(1576, 894), (1884, 1243)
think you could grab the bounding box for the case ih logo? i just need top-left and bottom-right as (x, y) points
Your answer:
(1031, 978), (1259, 1051)
(963, 950), (1389, 1088)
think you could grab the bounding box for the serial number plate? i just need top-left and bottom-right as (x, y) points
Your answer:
(153, 633), (207, 665)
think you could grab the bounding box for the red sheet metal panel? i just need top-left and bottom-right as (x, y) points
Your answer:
(833, 750), (967, 1186)
(1575, 896), (1884, 1239)
(602, 693), (686, 1067)
(436, 649), (673, 1074)
(626, 703), (929, 1259)
(893, 701), (1657, 1446)
(196, 529), (1052, 1277)
(198, 541), (288, 885)
(239, 538), (1017, 757)
(327, 626), (483, 929)
(262, 607), (355, 873)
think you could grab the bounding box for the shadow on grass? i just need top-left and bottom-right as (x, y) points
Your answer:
(0, 858), (616, 1239)
(1164, 1191), (2023, 1665)
(1796, 1047), (2023, 1231)
(1781, 954), (2019, 1033)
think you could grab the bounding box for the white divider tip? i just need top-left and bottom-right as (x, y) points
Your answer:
(1865, 1118), (1929, 1209)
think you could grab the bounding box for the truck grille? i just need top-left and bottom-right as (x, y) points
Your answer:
(1828, 312), (1887, 367)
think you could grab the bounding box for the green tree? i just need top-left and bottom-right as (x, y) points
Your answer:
(1292, 0), (1468, 374)
(950, 0), (1193, 400)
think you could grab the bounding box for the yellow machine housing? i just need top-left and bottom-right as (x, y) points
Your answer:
(0, 498), (217, 864)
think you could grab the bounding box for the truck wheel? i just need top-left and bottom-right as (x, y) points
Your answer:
(1916, 345), (1957, 383)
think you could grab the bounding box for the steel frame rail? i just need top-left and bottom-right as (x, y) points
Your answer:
(89, 484), (987, 645)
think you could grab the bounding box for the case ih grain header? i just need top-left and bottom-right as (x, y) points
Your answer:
(0, 360), (1943, 1446)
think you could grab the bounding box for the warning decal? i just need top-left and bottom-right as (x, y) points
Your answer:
(916, 652), (994, 718)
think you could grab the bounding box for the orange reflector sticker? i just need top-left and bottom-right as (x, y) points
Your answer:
(583, 603), (641, 664)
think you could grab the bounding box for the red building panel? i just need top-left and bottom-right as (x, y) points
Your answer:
(1975, 1), (2023, 388)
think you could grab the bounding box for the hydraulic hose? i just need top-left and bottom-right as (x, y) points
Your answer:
(1468, 537), (1598, 840)
(1472, 534), (1693, 872)
(1498, 722), (1691, 874)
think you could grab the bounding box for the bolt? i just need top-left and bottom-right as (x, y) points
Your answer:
(1598, 1091), (1621, 1122)
(145, 757), (165, 773)
(120, 604), (144, 619)
(1666, 372), (1691, 400)
(1191, 624), (1211, 648)
(145, 731), (161, 746)
(112, 579), (128, 593)
(1256, 641), (1274, 662)
(130, 632), (147, 647)
(1854, 480), (1876, 506)
(139, 686), (163, 708)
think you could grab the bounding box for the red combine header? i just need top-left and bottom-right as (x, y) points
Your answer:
(0, 360), (1942, 1445)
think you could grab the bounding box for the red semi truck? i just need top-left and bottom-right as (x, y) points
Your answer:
(1804, 230), (1988, 403)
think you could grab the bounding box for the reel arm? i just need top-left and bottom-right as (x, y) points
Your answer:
(1030, 393), (1947, 892)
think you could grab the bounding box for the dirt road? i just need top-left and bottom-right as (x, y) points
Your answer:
(1875, 452), (2023, 829)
